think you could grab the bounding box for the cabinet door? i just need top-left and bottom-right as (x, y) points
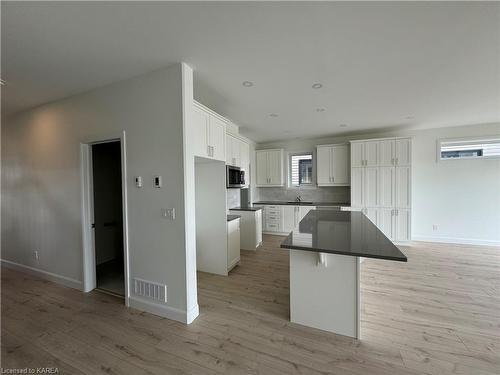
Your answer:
(268, 150), (283, 185)
(395, 166), (411, 209)
(378, 166), (395, 208)
(231, 137), (241, 167)
(192, 105), (209, 157)
(395, 138), (411, 166)
(332, 145), (349, 184)
(351, 143), (364, 167)
(379, 140), (395, 166)
(225, 134), (233, 165)
(282, 206), (296, 233)
(240, 141), (249, 173)
(395, 209), (410, 241)
(365, 141), (379, 166)
(208, 115), (226, 161)
(316, 146), (331, 185)
(379, 208), (394, 239)
(256, 151), (269, 186)
(351, 168), (364, 208)
(227, 219), (240, 269)
(364, 167), (379, 207)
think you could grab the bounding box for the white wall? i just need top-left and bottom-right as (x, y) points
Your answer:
(1, 63), (196, 321)
(258, 122), (500, 245)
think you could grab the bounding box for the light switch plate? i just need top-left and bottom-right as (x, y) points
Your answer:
(154, 175), (162, 188)
(162, 208), (175, 220)
(135, 176), (143, 188)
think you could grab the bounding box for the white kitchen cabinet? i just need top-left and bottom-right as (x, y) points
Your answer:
(351, 168), (364, 208)
(262, 204), (315, 234)
(350, 137), (412, 243)
(226, 134), (239, 166)
(229, 209), (262, 251)
(192, 102), (226, 162)
(240, 141), (250, 174)
(256, 149), (284, 187)
(378, 166), (395, 208)
(227, 218), (241, 271)
(395, 138), (411, 166)
(282, 206), (296, 233)
(394, 209), (411, 242)
(395, 166), (411, 209)
(363, 167), (379, 208)
(316, 144), (350, 186)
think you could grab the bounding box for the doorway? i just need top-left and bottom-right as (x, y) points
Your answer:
(91, 141), (125, 296)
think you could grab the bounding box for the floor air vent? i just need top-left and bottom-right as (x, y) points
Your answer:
(133, 278), (167, 303)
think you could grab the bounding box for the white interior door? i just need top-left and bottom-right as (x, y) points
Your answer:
(351, 168), (364, 207)
(363, 167), (379, 207)
(332, 145), (349, 184)
(208, 116), (226, 161)
(256, 151), (269, 185)
(316, 146), (331, 185)
(364, 141), (379, 166)
(379, 140), (395, 166)
(378, 166), (395, 208)
(395, 138), (411, 166)
(351, 143), (364, 167)
(395, 166), (411, 208)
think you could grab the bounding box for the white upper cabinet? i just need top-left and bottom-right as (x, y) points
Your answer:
(226, 134), (241, 167)
(365, 141), (379, 166)
(351, 167), (364, 208)
(379, 140), (395, 166)
(208, 115), (226, 161)
(395, 138), (411, 166)
(316, 144), (350, 186)
(192, 102), (226, 162)
(364, 167), (379, 207)
(240, 141), (249, 172)
(256, 149), (284, 187)
(378, 166), (395, 207)
(351, 142), (364, 167)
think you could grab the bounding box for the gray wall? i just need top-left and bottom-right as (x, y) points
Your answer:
(1, 64), (192, 317)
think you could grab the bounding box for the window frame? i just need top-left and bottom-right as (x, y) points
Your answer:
(288, 151), (316, 189)
(437, 136), (500, 162)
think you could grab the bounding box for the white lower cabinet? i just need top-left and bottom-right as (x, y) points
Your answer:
(394, 209), (410, 242)
(227, 218), (241, 272)
(263, 205), (316, 234)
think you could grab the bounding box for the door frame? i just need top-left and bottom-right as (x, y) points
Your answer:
(80, 131), (130, 306)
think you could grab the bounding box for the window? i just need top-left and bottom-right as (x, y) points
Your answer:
(439, 137), (500, 160)
(290, 153), (313, 186)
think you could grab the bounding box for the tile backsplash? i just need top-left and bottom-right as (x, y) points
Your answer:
(226, 189), (241, 210)
(256, 186), (350, 203)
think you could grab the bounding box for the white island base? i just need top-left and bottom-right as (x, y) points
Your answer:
(289, 250), (360, 339)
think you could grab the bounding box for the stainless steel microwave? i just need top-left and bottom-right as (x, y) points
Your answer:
(226, 165), (245, 188)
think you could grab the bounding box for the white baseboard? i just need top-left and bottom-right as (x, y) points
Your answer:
(128, 295), (194, 323)
(1, 259), (82, 290)
(412, 235), (500, 247)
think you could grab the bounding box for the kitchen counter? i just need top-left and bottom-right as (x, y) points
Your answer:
(253, 201), (350, 207)
(280, 209), (406, 339)
(226, 214), (241, 222)
(228, 206), (263, 211)
(281, 210), (407, 262)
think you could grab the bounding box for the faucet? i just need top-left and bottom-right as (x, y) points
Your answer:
(295, 195), (302, 203)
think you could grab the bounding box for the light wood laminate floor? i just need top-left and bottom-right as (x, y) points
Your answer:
(2, 235), (499, 374)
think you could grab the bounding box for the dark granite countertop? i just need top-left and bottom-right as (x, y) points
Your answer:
(253, 201), (350, 207)
(227, 214), (241, 222)
(280, 210), (407, 262)
(229, 206), (263, 211)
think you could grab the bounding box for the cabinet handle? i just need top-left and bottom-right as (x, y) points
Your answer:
(207, 145), (211, 156)
(396, 209), (399, 216)
(332, 176), (334, 182)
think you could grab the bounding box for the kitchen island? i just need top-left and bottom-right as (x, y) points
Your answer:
(281, 210), (407, 338)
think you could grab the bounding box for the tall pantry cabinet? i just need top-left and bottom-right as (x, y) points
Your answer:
(350, 137), (411, 242)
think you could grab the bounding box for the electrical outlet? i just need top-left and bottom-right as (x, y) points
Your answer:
(161, 208), (175, 220)
(432, 224), (438, 231)
(34, 250), (39, 261)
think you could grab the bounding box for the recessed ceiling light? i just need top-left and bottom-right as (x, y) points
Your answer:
(316, 108), (325, 112)
(339, 124), (348, 128)
(312, 83), (323, 89)
(242, 81), (254, 87)
(269, 113), (278, 117)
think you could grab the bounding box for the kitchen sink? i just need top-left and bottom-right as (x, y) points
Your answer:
(287, 201), (314, 205)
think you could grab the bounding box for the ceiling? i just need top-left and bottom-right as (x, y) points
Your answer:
(2, 2), (499, 142)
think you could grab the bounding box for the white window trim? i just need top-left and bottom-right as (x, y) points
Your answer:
(437, 136), (500, 162)
(287, 151), (317, 189)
